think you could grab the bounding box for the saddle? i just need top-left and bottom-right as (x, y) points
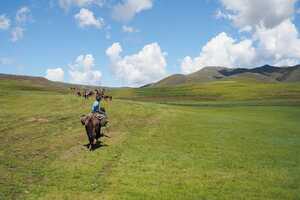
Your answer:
(93, 112), (106, 120)
(92, 112), (108, 126)
(81, 112), (108, 127)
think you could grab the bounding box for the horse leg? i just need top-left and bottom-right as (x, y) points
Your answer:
(95, 125), (101, 141)
(100, 126), (104, 137)
(85, 126), (91, 149)
(86, 125), (94, 150)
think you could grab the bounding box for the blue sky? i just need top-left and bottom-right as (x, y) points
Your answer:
(1, 0), (300, 87)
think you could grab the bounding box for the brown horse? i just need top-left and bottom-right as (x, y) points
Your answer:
(103, 95), (113, 101)
(86, 90), (94, 98)
(80, 114), (108, 150)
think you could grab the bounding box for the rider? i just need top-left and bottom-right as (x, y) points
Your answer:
(92, 95), (106, 115)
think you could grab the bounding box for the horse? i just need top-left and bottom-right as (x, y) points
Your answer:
(103, 95), (113, 101)
(80, 114), (108, 150)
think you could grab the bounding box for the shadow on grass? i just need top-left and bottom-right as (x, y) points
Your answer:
(102, 134), (111, 138)
(83, 140), (108, 151)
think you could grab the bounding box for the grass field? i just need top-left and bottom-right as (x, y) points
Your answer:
(110, 79), (300, 103)
(0, 78), (300, 199)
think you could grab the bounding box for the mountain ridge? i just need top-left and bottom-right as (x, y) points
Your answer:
(151, 65), (300, 87)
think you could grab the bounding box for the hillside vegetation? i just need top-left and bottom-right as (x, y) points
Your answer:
(0, 77), (300, 199)
(110, 79), (300, 104)
(153, 65), (300, 87)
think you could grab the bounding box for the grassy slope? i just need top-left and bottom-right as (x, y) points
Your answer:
(0, 79), (300, 199)
(152, 65), (300, 87)
(110, 79), (300, 103)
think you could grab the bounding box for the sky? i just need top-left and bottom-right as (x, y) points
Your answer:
(1, 0), (300, 87)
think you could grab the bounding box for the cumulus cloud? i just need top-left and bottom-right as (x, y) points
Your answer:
(214, 0), (300, 67)
(69, 54), (102, 85)
(181, 32), (256, 74)
(45, 68), (65, 82)
(0, 15), (10, 30)
(122, 25), (139, 33)
(74, 8), (104, 29)
(11, 27), (24, 42)
(219, 0), (297, 30)
(106, 42), (122, 60)
(106, 42), (167, 86)
(255, 19), (300, 66)
(59, 0), (105, 11)
(181, 18), (300, 72)
(112, 0), (153, 22)
(16, 6), (31, 24)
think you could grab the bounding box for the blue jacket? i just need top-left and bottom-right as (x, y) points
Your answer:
(91, 100), (101, 113)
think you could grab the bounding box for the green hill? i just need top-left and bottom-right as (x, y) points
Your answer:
(152, 65), (300, 87)
(0, 73), (108, 92)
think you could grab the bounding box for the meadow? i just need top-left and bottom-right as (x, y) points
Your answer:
(110, 79), (300, 103)
(0, 78), (300, 199)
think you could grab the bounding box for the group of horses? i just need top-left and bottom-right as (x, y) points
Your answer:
(70, 87), (112, 101)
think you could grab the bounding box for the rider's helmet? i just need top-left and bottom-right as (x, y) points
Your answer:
(96, 95), (101, 101)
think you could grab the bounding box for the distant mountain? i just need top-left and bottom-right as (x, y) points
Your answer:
(152, 65), (300, 87)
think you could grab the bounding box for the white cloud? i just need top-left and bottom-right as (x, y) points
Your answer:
(9, 6), (32, 42)
(74, 8), (104, 29)
(106, 42), (122, 60)
(69, 54), (102, 85)
(274, 58), (299, 66)
(220, 0), (297, 29)
(16, 6), (31, 24)
(11, 27), (24, 42)
(181, 32), (256, 74)
(0, 15), (10, 30)
(58, 0), (105, 11)
(181, 18), (300, 72)
(45, 68), (65, 82)
(255, 19), (300, 66)
(106, 42), (167, 86)
(214, 9), (232, 20)
(122, 25), (139, 33)
(112, 0), (153, 22)
(215, 0), (300, 67)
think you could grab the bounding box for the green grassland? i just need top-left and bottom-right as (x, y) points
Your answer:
(0, 78), (300, 199)
(110, 79), (300, 103)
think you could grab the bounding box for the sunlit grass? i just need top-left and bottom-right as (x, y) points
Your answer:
(0, 79), (300, 199)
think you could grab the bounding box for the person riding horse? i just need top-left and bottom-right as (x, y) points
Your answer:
(92, 95), (106, 115)
(80, 94), (108, 150)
